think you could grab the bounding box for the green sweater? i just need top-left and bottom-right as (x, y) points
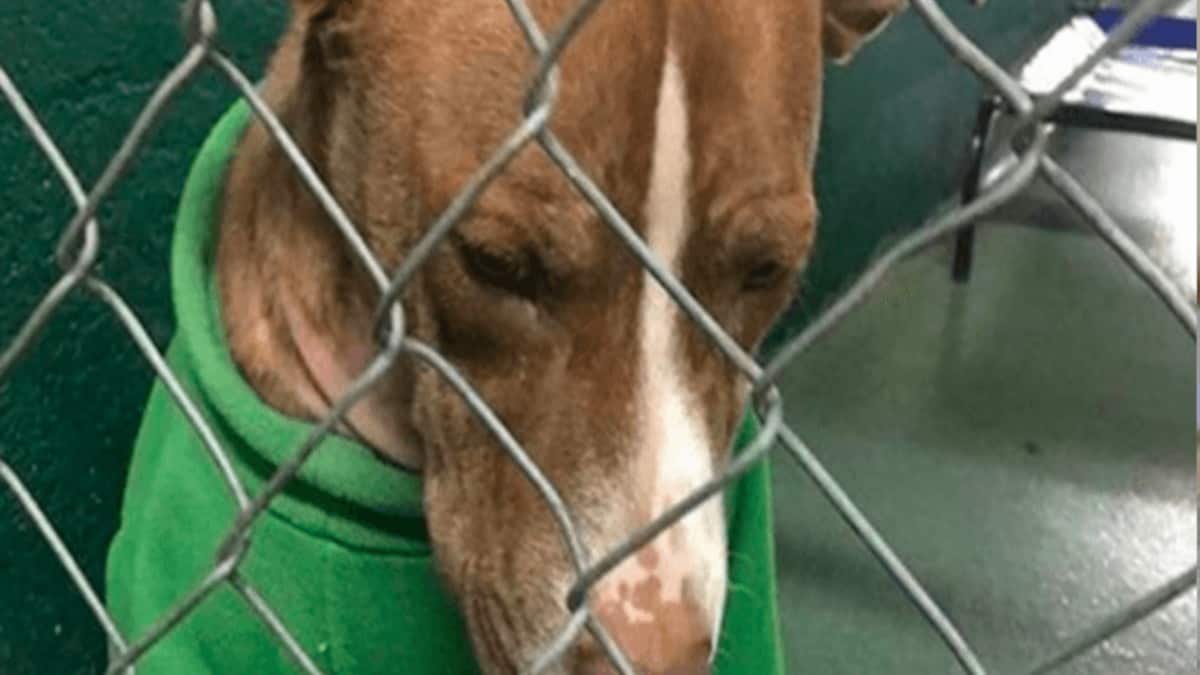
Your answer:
(105, 102), (785, 674)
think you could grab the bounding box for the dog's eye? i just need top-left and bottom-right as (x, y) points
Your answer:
(742, 260), (787, 292)
(456, 238), (545, 300)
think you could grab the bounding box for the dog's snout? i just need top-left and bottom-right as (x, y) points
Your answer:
(574, 624), (711, 675)
(573, 544), (715, 675)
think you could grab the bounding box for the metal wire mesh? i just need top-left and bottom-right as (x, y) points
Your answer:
(1, 1), (1196, 673)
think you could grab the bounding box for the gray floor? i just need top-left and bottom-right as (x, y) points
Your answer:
(770, 125), (1196, 672)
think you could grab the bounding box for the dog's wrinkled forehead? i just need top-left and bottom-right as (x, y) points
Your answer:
(407, 2), (671, 235)
(312, 0), (903, 246)
(337, 4), (741, 210)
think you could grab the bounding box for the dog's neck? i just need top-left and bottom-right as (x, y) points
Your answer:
(216, 37), (424, 470)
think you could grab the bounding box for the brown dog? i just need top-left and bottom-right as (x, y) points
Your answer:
(216, 1), (902, 673)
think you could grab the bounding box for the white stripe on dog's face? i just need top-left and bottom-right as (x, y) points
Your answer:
(594, 41), (728, 661)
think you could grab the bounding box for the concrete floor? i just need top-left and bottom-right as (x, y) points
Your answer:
(770, 124), (1196, 673)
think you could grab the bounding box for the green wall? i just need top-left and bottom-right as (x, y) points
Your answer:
(0, 3), (287, 672)
(0, 2), (1070, 672)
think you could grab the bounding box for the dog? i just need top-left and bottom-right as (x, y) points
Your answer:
(214, 1), (903, 673)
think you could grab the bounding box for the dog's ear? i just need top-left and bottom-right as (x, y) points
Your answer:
(823, 0), (906, 64)
(292, 0), (354, 20)
(292, 0), (360, 71)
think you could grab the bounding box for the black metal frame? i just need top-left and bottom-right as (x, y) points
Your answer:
(951, 17), (1198, 284)
(952, 100), (1199, 283)
(952, 97), (1003, 282)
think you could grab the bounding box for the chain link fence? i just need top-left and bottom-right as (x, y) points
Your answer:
(1, 0), (1196, 673)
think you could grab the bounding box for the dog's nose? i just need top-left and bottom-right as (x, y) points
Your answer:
(579, 563), (714, 675)
(573, 626), (711, 675)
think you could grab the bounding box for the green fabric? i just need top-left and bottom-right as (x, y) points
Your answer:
(105, 101), (784, 674)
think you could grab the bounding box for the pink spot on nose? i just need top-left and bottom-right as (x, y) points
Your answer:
(589, 543), (713, 675)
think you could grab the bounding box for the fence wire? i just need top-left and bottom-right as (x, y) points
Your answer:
(1, 1), (1196, 674)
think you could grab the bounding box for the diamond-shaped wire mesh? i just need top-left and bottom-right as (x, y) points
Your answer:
(0, 1), (1196, 674)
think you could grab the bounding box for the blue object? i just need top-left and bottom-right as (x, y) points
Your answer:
(1092, 9), (1197, 50)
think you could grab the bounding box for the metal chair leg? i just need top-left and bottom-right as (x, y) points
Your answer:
(952, 97), (1001, 283)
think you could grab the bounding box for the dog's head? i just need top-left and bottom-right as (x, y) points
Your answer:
(254, 1), (902, 672)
